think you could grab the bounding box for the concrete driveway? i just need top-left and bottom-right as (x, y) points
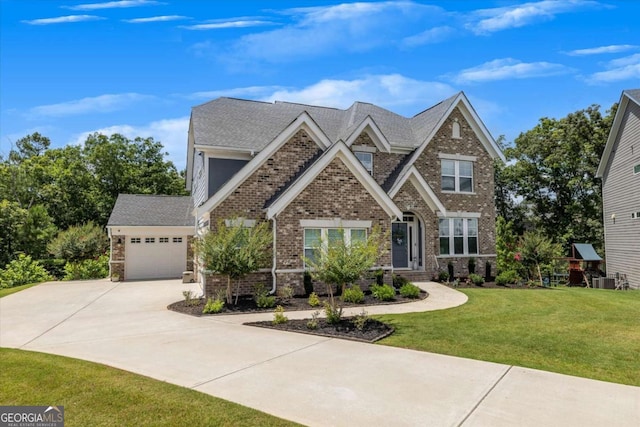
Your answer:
(1, 279), (638, 426)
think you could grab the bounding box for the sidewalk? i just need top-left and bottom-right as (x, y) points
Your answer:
(1, 279), (638, 426)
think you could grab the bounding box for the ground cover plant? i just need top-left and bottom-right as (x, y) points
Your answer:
(0, 348), (300, 427)
(377, 287), (640, 386)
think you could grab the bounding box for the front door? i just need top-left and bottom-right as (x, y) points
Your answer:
(392, 213), (422, 269)
(392, 222), (409, 268)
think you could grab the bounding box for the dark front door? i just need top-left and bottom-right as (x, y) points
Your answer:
(392, 222), (408, 268)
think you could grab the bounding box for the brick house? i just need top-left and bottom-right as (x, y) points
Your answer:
(187, 92), (505, 297)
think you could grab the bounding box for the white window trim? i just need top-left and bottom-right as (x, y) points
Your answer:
(441, 158), (474, 193)
(438, 152), (478, 162)
(300, 219), (372, 228)
(303, 227), (368, 267)
(354, 151), (374, 175)
(439, 218), (479, 256)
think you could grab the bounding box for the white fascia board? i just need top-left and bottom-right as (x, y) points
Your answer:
(456, 97), (506, 162)
(186, 118), (195, 191)
(195, 146), (254, 160)
(596, 93), (633, 178)
(438, 152), (478, 162)
(345, 116), (391, 153)
(389, 166), (447, 215)
(266, 142), (402, 220)
(107, 225), (194, 236)
(196, 112), (332, 218)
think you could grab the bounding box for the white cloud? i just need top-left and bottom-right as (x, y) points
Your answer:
(259, 74), (456, 114)
(181, 20), (274, 31)
(565, 44), (638, 56)
(402, 26), (455, 47)
(468, 0), (601, 34)
(29, 93), (150, 117)
(451, 58), (570, 83)
(65, 0), (163, 11)
(22, 15), (105, 25)
(586, 53), (640, 84)
(123, 15), (189, 23)
(223, 2), (444, 62)
(72, 117), (189, 169)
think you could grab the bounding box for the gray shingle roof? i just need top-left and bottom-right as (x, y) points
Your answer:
(624, 89), (640, 105)
(191, 93), (462, 150)
(107, 194), (193, 227)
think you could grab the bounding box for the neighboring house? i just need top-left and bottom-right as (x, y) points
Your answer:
(186, 92), (505, 296)
(107, 194), (194, 281)
(596, 89), (640, 290)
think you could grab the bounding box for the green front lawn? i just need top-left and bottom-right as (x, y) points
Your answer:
(0, 282), (41, 298)
(378, 287), (640, 386)
(0, 348), (299, 427)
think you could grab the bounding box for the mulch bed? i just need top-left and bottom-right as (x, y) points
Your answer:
(167, 289), (427, 317)
(246, 317), (394, 343)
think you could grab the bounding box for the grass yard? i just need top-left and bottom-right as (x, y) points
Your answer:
(0, 348), (300, 427)
(0, 282), (41, 298)
(377, 287), (640, 386)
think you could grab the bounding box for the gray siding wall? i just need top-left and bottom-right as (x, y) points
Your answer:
(602, 100), (640, 289)
(192, 151), (207, 208)
(208, 158), (248, 199)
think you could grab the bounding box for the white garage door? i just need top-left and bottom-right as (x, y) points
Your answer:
(126, 236), (187, 280)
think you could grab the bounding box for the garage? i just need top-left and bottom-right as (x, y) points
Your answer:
(107, 194), (194, 281)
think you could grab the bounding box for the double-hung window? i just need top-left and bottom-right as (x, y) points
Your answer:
(354, 151), (373, 175)
(441, 159), (473, 193)
(304, 228), (367, 267)
(439, 218), (478, 255)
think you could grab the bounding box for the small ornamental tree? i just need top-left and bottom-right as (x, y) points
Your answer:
(195, 219), (272, 305)
(47, 222), (108, 262)
(303, 226), (386, 321)
(496, 216), (519, 274)
(518, 231), (563, 286)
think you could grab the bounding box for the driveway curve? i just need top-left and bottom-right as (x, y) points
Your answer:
(1, 279), (638, 426)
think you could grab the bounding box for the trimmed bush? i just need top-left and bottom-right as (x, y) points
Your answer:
(0, 254), (51, 288)
(438, 271), (450, 282)
(303, 271), (314, 296)
(399, 283), (421, 298)
(272, 305), (288, 324)
(370, 283), (396, 301)
(469, 273), (484, 286)
(341, 285), (365, 304)
(373, 269), (384, 286)
(392, 274), (409, 289)
(63, 254), (109, 280)
(308, 292), (321, 307)
(253, 284), (276, 309)
(202, 297), (224, 314)
(496, 270), (520, 286)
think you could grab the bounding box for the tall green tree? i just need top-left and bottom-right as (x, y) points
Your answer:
(498, 104), (615, 251)
(0, 201), (57, 267)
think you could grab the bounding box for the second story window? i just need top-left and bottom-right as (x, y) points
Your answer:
(441, 159), (473, 193)
(354, 151), (373, 175)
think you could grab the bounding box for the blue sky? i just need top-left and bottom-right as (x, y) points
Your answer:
(1, 0), (639, 170)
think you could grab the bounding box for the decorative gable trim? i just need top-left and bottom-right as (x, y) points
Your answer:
(389, 92), (505, 193)
(266, 141), (402, 220)
(345, 116), (391, 153)
(195, 112), (332, 218)
(596, 90), (639, 178)
(389, 166), (447, 214)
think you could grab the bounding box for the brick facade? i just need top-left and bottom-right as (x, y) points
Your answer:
(109, 235), (125, 281)
(350, 133), (406, 186)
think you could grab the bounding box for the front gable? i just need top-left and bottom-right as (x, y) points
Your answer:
(266, 141), (402, 220)
(196, 112), (331, 219)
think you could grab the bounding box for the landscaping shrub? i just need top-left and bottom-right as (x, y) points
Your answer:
(341, 285), (365, 304)
(468, 257), (476, 274)
(272, 305), (288, 325)
(63, 254), (109, 281)
(392, 274), (409, 289)
(438, 271), (450, 282)
(399, 283), (421, 298)
(485, 261), (492, 282)
(202, 297), (224, 314)
(303, 271), (314, 296)
(324, 301), (342, 324)
(277, 284), (294, 304)
(306, 311), (320, 329)
(307, 292), (321, 307)
(0, 254), (51, 288)
(182, 290), (199, 306)
(496, 270), (520, 286)
(352, 309), (369, 331)
(469, 273), (484, 286)
(373, 268), (384, 286)
(253, 284), (276, 309)
(48, 222), (108, 262)
(370, 283), (396, 301)
(447, 261), (454, 279)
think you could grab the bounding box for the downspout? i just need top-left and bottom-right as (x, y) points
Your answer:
(270, 217), (277, 295)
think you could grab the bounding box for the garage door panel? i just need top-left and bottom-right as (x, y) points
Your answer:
(126, 237), (186, 280)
